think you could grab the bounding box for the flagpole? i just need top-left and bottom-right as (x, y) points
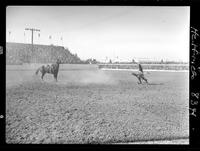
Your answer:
(24, 31), (25, 44)
(61, 37), (63, 47)
(38, 33), (40, 45)
(49, 35), (52, 45)
(9, 31), (11, 42)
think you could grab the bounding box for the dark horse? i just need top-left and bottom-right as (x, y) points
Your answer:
(35, 59), (61, 82)
(131, 63), (148, 84)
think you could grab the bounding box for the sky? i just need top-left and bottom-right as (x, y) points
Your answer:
(6, 6), (190, 62)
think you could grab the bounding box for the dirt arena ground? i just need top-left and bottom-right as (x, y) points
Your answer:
(6, 64), (189, 144)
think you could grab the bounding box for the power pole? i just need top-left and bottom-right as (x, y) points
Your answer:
(25, 28), (40, 52)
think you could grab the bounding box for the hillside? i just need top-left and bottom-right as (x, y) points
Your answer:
(6, 42), (83, 64)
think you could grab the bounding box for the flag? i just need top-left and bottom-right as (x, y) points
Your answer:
(49, 35), (52, 39)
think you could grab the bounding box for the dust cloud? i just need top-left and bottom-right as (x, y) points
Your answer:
(79, 70), (117, 85)
(6, 64), (118, 87)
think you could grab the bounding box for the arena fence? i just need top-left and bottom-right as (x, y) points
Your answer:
(98, 63), (189, 71)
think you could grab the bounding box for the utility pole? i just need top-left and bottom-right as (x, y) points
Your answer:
(25, 28), (40, 52)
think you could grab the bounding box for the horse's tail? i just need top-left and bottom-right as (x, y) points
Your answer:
(35, 67), (41, 75)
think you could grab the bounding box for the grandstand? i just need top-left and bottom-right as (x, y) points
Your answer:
(6, 42), (82, 65)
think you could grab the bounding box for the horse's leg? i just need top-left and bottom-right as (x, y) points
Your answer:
(54, 73), (58, 82)
(41, 72), (45, 80)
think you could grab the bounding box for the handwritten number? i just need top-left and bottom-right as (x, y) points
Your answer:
(191, 100), (198, 105)
(191, 92), (200, 99)
(190, 108), (197, 117)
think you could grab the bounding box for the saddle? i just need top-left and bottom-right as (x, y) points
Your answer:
(46, 65), (52, 73)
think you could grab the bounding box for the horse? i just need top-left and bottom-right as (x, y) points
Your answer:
(35, 59), (61, 82)
(131, 63), (148, 84)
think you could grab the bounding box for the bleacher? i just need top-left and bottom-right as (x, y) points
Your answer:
(6, 42), (82, 64)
